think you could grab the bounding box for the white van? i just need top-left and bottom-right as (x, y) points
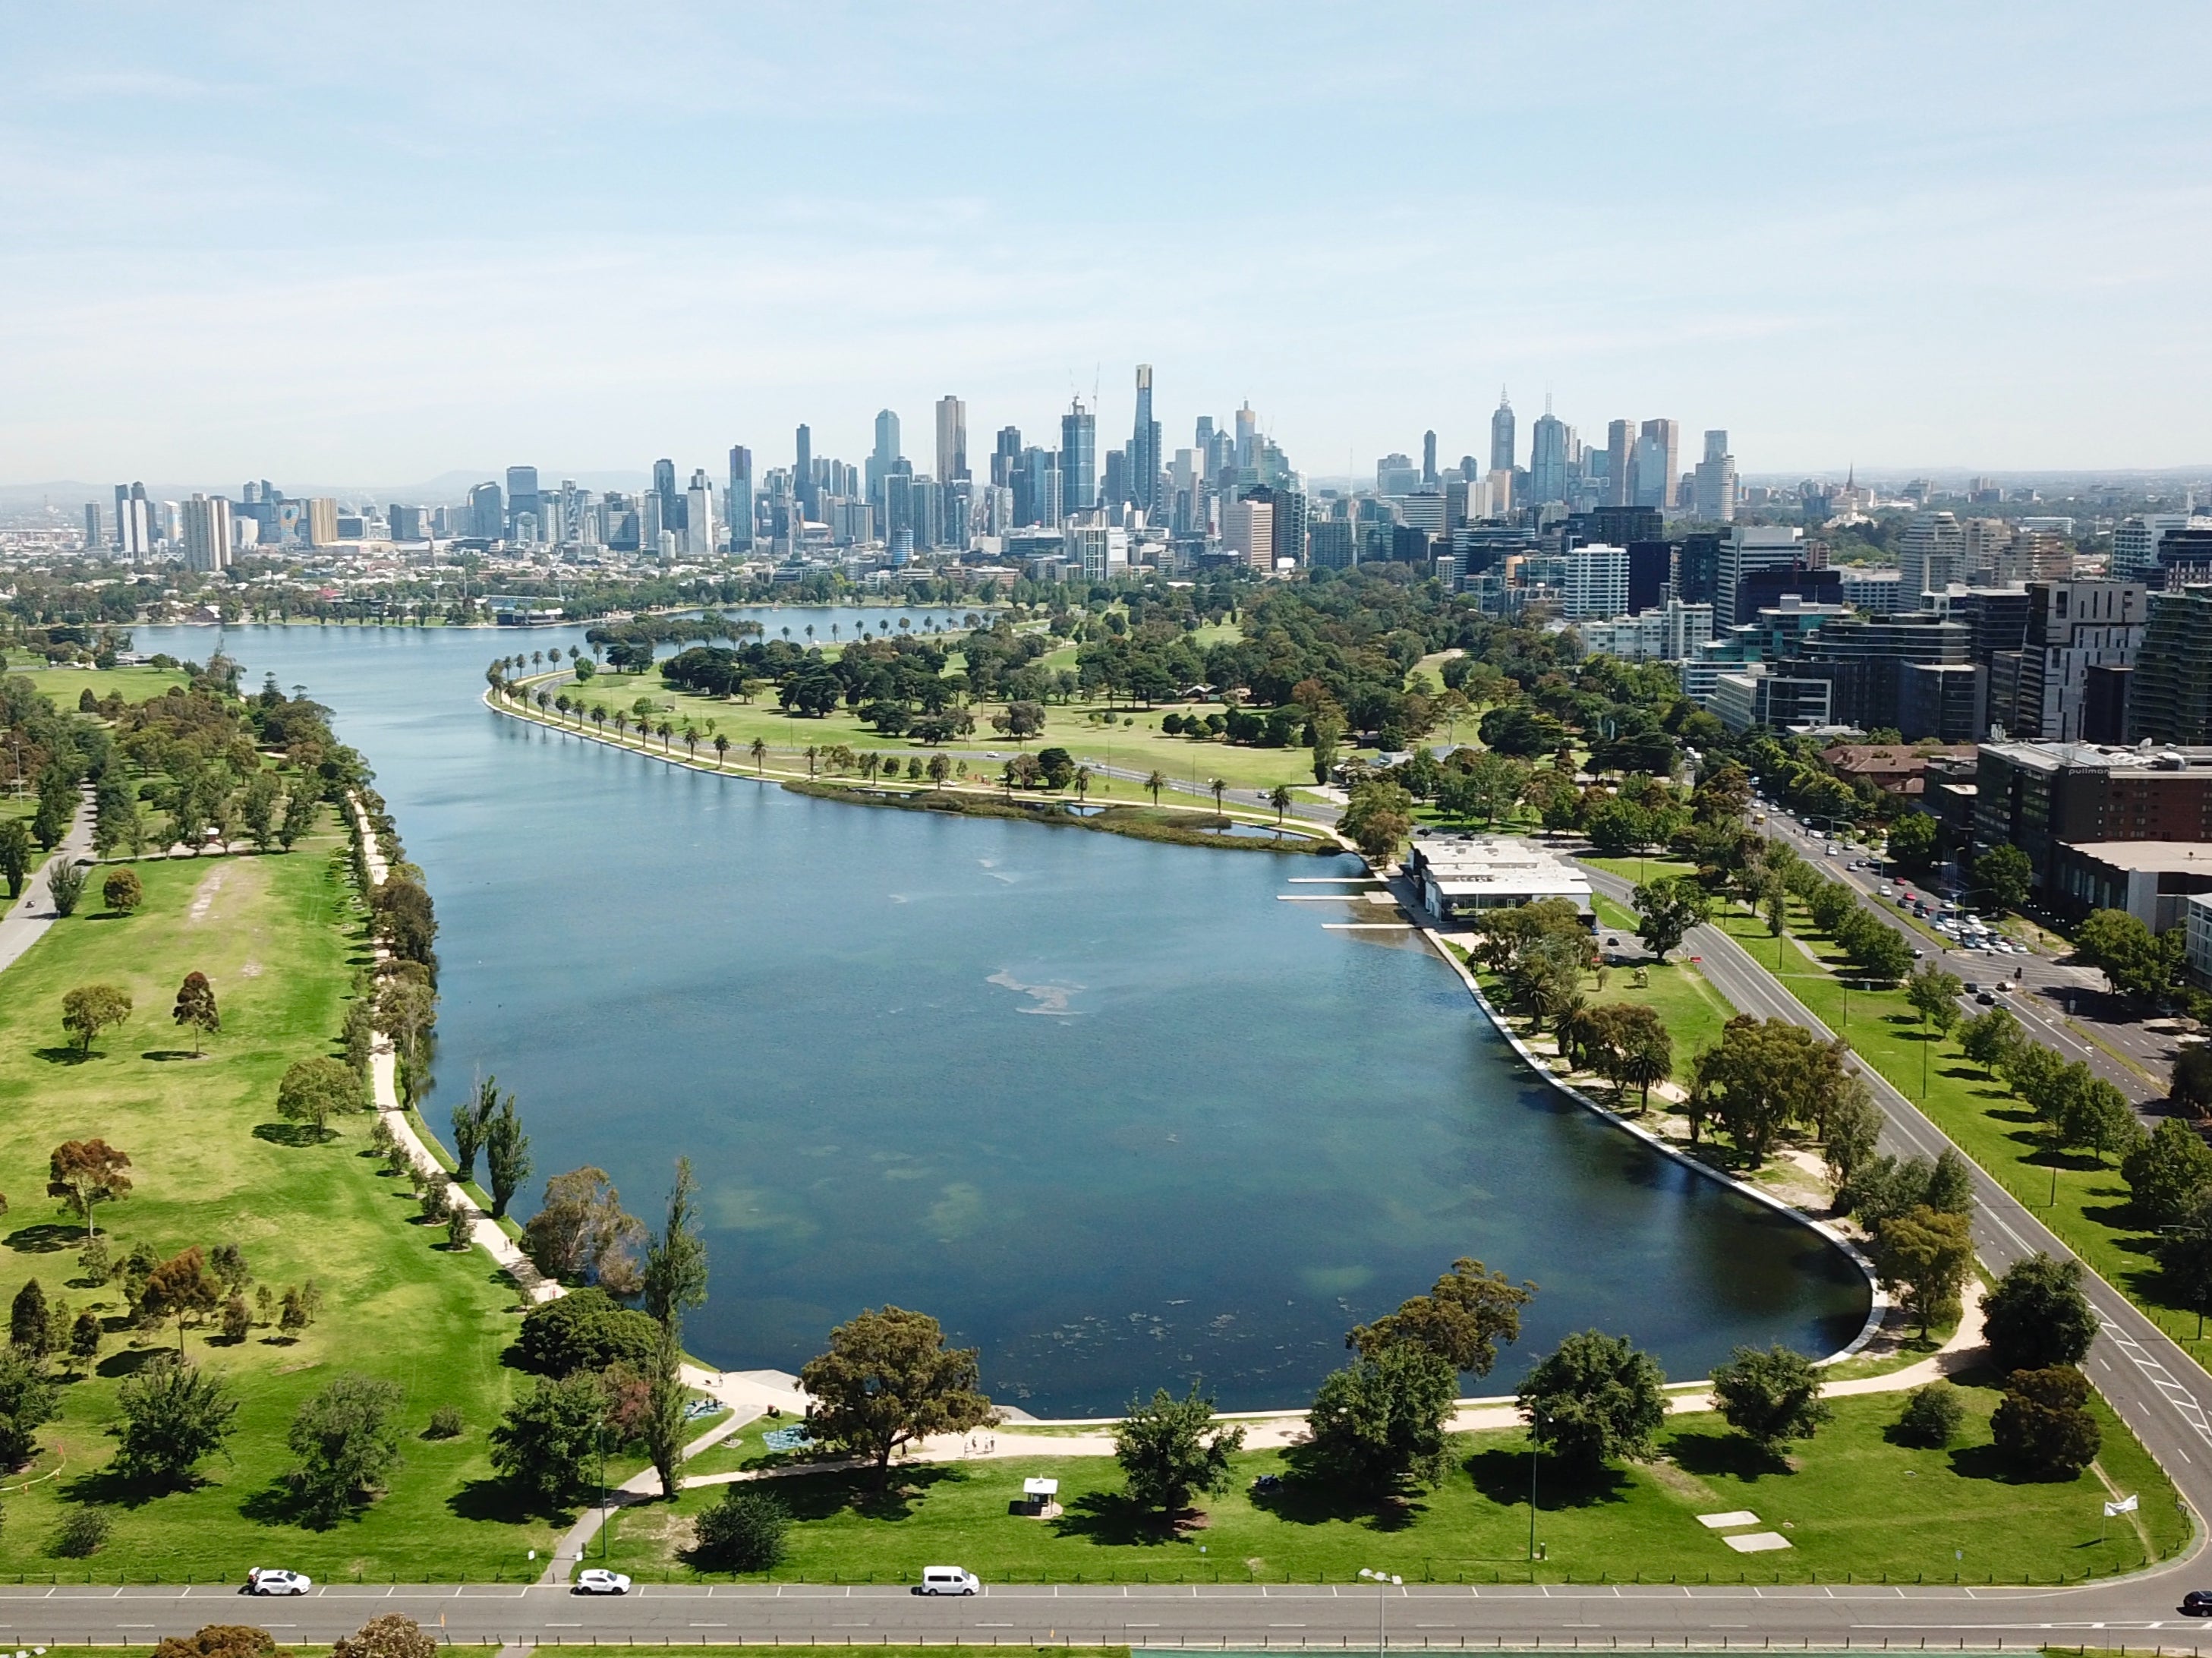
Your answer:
(920, 1566), (981, 1596)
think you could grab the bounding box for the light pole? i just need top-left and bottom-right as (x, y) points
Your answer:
(1357, 1568), (1401, 1654)
(1527, 1408), (1545, 1562)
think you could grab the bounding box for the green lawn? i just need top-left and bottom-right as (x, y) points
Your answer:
(600, 1387), (2180, 1585)
(6, 664), (194, 706)
(0, 838), (556, 1579)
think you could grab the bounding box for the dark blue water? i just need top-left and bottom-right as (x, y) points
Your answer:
(140, 620), (1867, 1416)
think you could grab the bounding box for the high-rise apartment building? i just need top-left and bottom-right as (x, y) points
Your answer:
(685, 471), (715, 558)
(1691, 430), (1736, 523)
(1223, 495), (1275, 571)
(1489, 390), (1515, 474)
(1898, 510), (1966, 598)
(2114, 514), (2194, 582)
(304, 499), (339, 548)
(727, 447), (754, 548)
(1130, 366), (1161, 515)
(83, 503), (102, 550)
(1716, 525), (1805, 626)
(794, 426), (813, 517)
(2130, 588), (2212, 745)
(180, 493), (232, 572)
(1563, 544), (1629, 618)
(1060, 399), (1097, 513)
(935, 396), (967, 487)
(1989, 580), (2147, 741)
(991, 427), (1022, 490)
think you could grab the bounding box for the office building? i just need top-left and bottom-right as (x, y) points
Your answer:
(1529, 407), (1571, 505)
(1563, 544), (1628, 618)
(305, 499), (339, 547)
(1627, 541), (1669, 614)
(1898, 663), (1988, 744)
(1489, 390), (1515, 474)
(1309, 520), (1357, 570)
(1631, 419), (1679, 512)
(684, 471), (715, 559)
(1787, 613), (1971, 736)
(1839, 567), (1903, 612)
(505, 467), (540, 542)
(1675, 532), (1720, 606)
(1691, 430), (1735, 522)
(1376, 453), (1423, 496)
(991, 426), (1022, 490)
(1605, 420), (1634, 508)
(868, 410), (902, 510)
(82, 503), (102, 550)
(1060, 399), (1097, 513)
(1423, 430), (1438, 487)
(935, 396), (967, 487)
(1223, 495), (1275, 571)
(1065, 522), (1130, 583)
(466, 481), (503, 540)
(1130, 365), (1160, 515)
(1715, 525), (1805, 625)
(1234, 404), (1258, 471)
(2113, 514), (2195, 582)
(180, 493), (232, 572)
(2132, 587), (2212, 745)
(1977, 739), (2212, 924)
(388, 504), (430, 541)
(1711, 667), (1834, 733)
(726, 447), (753, 549)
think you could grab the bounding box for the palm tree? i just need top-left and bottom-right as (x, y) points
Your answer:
(1074, 766), (1091, 805)
(658, 720), (674, 752)
(1208, 777), (1228, 821)
(555, 692), (571, 722)
(535, 689), (551, 714)
(805, 745), (818, 777)
(684, 727), (699, 761)
(714, 733), (730, 767)
(749, 737), (767, 774)
(859, 752), (881, 781)
(831, 624), (840, 641)
(591, 707), (607, 735)
(613, 712), (629, 739)
(1268, 783), (1293, 823)
(805, 624), (815, 645)
(1145, 770), (1167, 806)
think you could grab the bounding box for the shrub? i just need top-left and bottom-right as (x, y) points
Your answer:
(689, 1485), (790, 1572)
(445, 1207), (472, 1251)
(52, 1506), (111, 1556)
(516, 1288), (660, 1376)
(332, 1615), (437, 1658)
(424, 1404), (465, 1439)
(1894, 1381), (1965, 1448)
(1990, 1365), (2100, 1477)
(102, 869), (143, 915)
(153, 1626), (285, 1658)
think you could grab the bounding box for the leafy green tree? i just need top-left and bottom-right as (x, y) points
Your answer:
(689, 1486), (790, 1572)
(1822, 1091), (1884, 1184)
(1630, 876), (1709, 962)
(489, 1371), (604, 1511)
(1990, 1365), (2100, 1477)
(68, 1309), (100, 1370)
(1338, 780), (1414, 863)
(46, 860), (85, 916)
(641, 1157), (709, 1333)
(484, 1093), (531, 1219)
(10, 1279), (49, 1360)
(1885, 812), (1939, 874)
(60, 983), (131, 1055)
(450, 1075), (503, 1184)
(1690, 1016), (1856, 1166)
(0, 821), (31, 899)
(137, 1247), (223, 1348)
(2174, 1046), (2212, 1117)
(1972, 843), (2033, 913)
(1348, 1257), (1536, 1376)
(641, 1322), (689, 1501)
(1517, 1329), (1668, 1473)
(1981, 1254), (2099, 1373)
(1871, 1204), (1973, 1335)
(1958, 1006), (2025, 1079)
(1114, 1382), (1246, 1518)
(2125, 1117), (2212, 1225)
(1297, 1342), (1458, 1496)
(799, 1306), (997, 1489)
(286, 1373), (405, 1524)
(519, 1168), (644, 1291)
(0, 1348), (58, 1469)
(278, 788), (320, 849)
(2075, 909), (2184, 1008)
(112, 1355), (239, 1486)
(1895, 1380), (1965, 1447)
(172, 972), (220, 1055)
(1905, 964), (1964, 1039)
(102, 868), (142, 914)
(276, 1056), (361, 1139)
(517, 1288), (662, 1376)
(46, 1138), (131, 1239)
(1708, 1344), (1832, 1452)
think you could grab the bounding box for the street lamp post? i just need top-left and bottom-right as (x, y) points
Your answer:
(1357, 1568), (1401, 1654)
(1527, 1408), (1544, 1562)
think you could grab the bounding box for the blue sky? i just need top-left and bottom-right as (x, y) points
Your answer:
(4, 2), (2209, 489)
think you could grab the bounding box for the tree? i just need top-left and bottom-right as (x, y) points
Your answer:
(1690, 1016), (1856, 1166)
(276, 1057), (361, 1139)
(1145, 771), (1167, 805)
(1972, 843), (2032, 913)
(286, 1373), (405, 1525)
(10, 1279), (49, 1360)
(1958, 1006), (2025, 1080)
(1517, 1329), (1668, 1473)
(332, 1615), (440, 1658)
(642, 1157), (708, 1333)
(1871, 1204), (1973, 1335)
(799, 1306), (996, 1488)
(1297, 1342), (1458, 1497)
(1631, 876), (1709, 962)
(112, 1355), (239, 1486)
(68, 1308), (100, 1371)
(1114, 1383), (1246, 1518)
(642, 1321), (688, 1501)
(1338, 780), (1414, 864)
(2124, 1117), (2212, 1225)
(519, 1168), (645, 1290)
(2075, 908), (2184, 1008)
(46, 859), (85, 917)
(2174, 1046), (2212, 1118)
(1905, 964), (1964, 1040)
(1708, 1344), (1832, 1452)
(172, 972), (220, 1055)
(450, 1075), (503, 1184)
(1348, 1257), (1535, 1377)
(279, 789), (320, 849)
(0, 821), (30, 900)
(61, 983), (131, 1055)
(1886, 812), (1939, 874)
(517, 1288), (663, 1376)
(1990, 1365), (2100, 1478)
(1981, 1254), (2099, 1373)
(1823, 1091), (1884, 1185)
(0, 1348), (58, 1470)
(1599, 1004), (1675, 1111)
(102, 868), (143, 915)
(138, 1247), (223, 1348)
(489, 1370), (603, 1511)
(484, 1092), (531, 1219)
(46, 1138), (131, 1239)
(689, 1483), (790, 1571)
(1268, 783), (1293, 824)
(1895, 1381), (1966, 1448)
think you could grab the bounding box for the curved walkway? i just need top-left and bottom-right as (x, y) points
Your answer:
(0, 786), (92, 976)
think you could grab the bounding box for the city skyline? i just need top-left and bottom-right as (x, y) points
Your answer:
(4, 4), (2210, 482)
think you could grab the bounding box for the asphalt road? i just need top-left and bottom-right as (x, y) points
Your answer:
(11, 1575), (2212, 1647)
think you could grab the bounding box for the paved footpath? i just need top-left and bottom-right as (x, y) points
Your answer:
(0, 787), (91, 976)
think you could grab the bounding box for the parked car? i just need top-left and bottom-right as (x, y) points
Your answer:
(245, 1568), (311, 1596)
(2179, 1589), (2212, 1615)
(574, 1568), (632, 1596)
(1976, 991), (1996, 1005)
(919, 1566), (982, 1596)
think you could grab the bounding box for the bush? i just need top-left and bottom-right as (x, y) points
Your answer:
(424, 1404), (465, 1439)
(1894, 1381), (1965, 1448)
(153, 1626), (285, 1658)
(52, 1506), (111, 1556)
(516, 1288), (660, 1376)
(332, 1615), (437, 1658)
(1990, 1365), (2100, 1477)
(689, 1485), (790, 1572)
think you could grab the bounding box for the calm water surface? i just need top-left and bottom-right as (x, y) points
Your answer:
(140, 619), (1867, 1415)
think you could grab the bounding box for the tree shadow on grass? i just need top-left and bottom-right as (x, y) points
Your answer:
(61, 1463), (204, 1512)
(1051, 1490), (1183, 1549)
(1465, 1447), (1631, 1513)
(251, 1123), (328, 1149)
(1253, 1467), (1427, 1532)
(1665, 1428), (1793, 1483)
(238, 1477), (371, 1531)
(140, 1050), (206, 1063)
(1946, 1442), (2071, 1485)
(446, 1476), (579, 1528)
(33, 1047), (94, 1066)
(5, 1222), (84, 1255)
(95, 1347), (173, 1380)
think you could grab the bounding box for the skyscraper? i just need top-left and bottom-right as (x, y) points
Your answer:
(727, 446), (754, 549)
(1629, 420), (1679, 511)
(685, 470), (716, 558)
(794, 425), (813, 517)
(468, 481), (503, 539)
(1605, 421), (1634, 509)
(1060, 398), (1097, 514)
(1692, 430), (1736, 523)
(1529, 406), (1570, 505)
(1898, 510), (1966, 598)
(653, 458), (679, 525)
(868, 410), (902, 512)
(1234, 404), (1257, 471)
(1130, 365), (1161, 515)
(1422, 430), (1438, 487)
(935, 396), (967, 487)
(505, 466), (540, 542)
(1489, 390), (1515, 474)
(83, 503), (102, 550)
(180, 493), (232, 572)
(991, 426), (1022, 489)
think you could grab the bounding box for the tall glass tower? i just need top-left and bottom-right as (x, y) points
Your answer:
(1060, 398), (1097, 514)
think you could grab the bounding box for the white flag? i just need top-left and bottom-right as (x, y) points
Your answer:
(2105, 1495), (2139, 1518)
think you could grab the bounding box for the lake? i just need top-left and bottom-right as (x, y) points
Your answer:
(135, 618), (1868, 1417)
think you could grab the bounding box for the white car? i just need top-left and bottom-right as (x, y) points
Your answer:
(574, 1568), (632, 1595)
(919, 1565), (981, 1596)
(245, 1568), (311, 1596)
